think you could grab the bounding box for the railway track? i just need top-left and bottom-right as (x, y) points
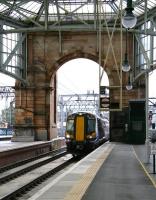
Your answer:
(0, 148), (66, 173)
(0, 149), (74, 200)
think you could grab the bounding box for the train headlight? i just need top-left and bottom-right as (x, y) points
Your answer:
(66, 134), (71, 139)
(86, 132), (96, 139)
(92, 132), (96, 138)
(86, 135), (93, 139)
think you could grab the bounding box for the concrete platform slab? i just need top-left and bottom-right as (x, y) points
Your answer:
(27, 143), (156, 200)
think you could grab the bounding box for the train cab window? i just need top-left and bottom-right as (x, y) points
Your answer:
(87, 119), (96, 133)
(66, 119), (74, 133)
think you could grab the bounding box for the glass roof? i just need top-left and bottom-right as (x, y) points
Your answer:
(0, 0), (156, 32)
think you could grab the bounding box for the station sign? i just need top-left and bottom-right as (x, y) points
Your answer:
(100, 97), (110, 109)
(100, 86), (106, 95)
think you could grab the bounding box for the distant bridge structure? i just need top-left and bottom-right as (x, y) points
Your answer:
(58, 93), (99, 115)
(57, 93), (109, 136)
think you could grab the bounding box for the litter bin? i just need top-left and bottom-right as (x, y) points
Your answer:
(152, 123), (155, 129)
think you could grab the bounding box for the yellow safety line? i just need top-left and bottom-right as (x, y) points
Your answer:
(132, 146), (156, 189)
(64, 144), (115, 200)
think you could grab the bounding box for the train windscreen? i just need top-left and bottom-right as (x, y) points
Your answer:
(66, 119), (74, 133)
(87, 119), (96, 133)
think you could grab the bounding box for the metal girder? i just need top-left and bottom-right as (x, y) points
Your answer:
(93, 0), (97, 29)
(55, 0), (62, 53)
(135, 34), (151, 67)
(0, 14), (28, 28)
(134, 33), (151, 83)
(0, 67), (27, 84)
(1, 24), (156, 36)
(137, 6), (156, 26)
(55, 0), (61, 23)
(108, 1), (119, 14)
(35, 2), (45, 23)
(44, 0), (49, 30)
(1, 0), (155, 29)
(151, 18), (156, 30)
(0, 32), (27, 84)
(1, 0), (44, 28)
(2, 33), (26, 69)
(0, 1), (155, 35)
(51, 0), (90, 27)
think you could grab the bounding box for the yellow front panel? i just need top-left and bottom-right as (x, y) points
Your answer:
(76, 116), (84, 141)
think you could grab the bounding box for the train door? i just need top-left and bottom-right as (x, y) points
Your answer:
(75, 116), (85, 141)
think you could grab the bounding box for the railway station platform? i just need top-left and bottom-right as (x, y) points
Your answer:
(0, 135), (12, 141)
(0, 138), (65, 168)
(27, 142), (156, 200)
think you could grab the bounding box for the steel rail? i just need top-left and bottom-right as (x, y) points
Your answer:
(0, 154), (74, 200)
(0, 150), (67, 184)
(0, 147), (66, 173)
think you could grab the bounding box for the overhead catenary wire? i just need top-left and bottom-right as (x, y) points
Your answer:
(57, 83), (81, 96)
(57, 70), (83, 93)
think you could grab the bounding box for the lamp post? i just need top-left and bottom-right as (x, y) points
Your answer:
(122, 0), (137, 29)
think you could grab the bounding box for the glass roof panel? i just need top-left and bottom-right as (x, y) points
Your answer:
(49, 4), (57, 14)
(0, 4), (8, 12)
(21, 2), (41, 14)
(10, 11), (21, 20)
(0, 0), (156, 29)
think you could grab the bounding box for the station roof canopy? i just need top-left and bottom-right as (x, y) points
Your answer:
(0, 0), (156, 33)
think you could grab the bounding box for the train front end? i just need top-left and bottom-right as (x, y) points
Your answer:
(65, 113), (97, 156)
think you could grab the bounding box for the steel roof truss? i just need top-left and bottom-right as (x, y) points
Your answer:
(0, 67), (27, 84)
(52, 0), (90, 27)
(93, 0), (96, 29)
(1, 0), (44, 28)
(44, 0), (49, 30)
(135, 34), (151, 67)
(2, 33), (26, 70)
(35, 2), (45, 23)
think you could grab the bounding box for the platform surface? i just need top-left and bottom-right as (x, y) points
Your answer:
(0, 140), (49, 153)
(26, 142), (156, 200)
(82, 144), (156, 200)
(1, 141), (156, 200)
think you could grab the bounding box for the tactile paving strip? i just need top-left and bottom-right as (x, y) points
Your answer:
(64, 144), (114, 200)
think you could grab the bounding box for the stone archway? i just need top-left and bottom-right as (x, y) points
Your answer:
(12, 32), (145, 142)
(49, 51), (109, 140)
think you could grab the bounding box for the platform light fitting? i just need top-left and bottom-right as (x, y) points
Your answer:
(126, 80), (133, 90)
(122, 0), (137, 29)
(122, 29), (131, 72)
(122, 53), (131, 72)
(126, 71), (133, 90)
